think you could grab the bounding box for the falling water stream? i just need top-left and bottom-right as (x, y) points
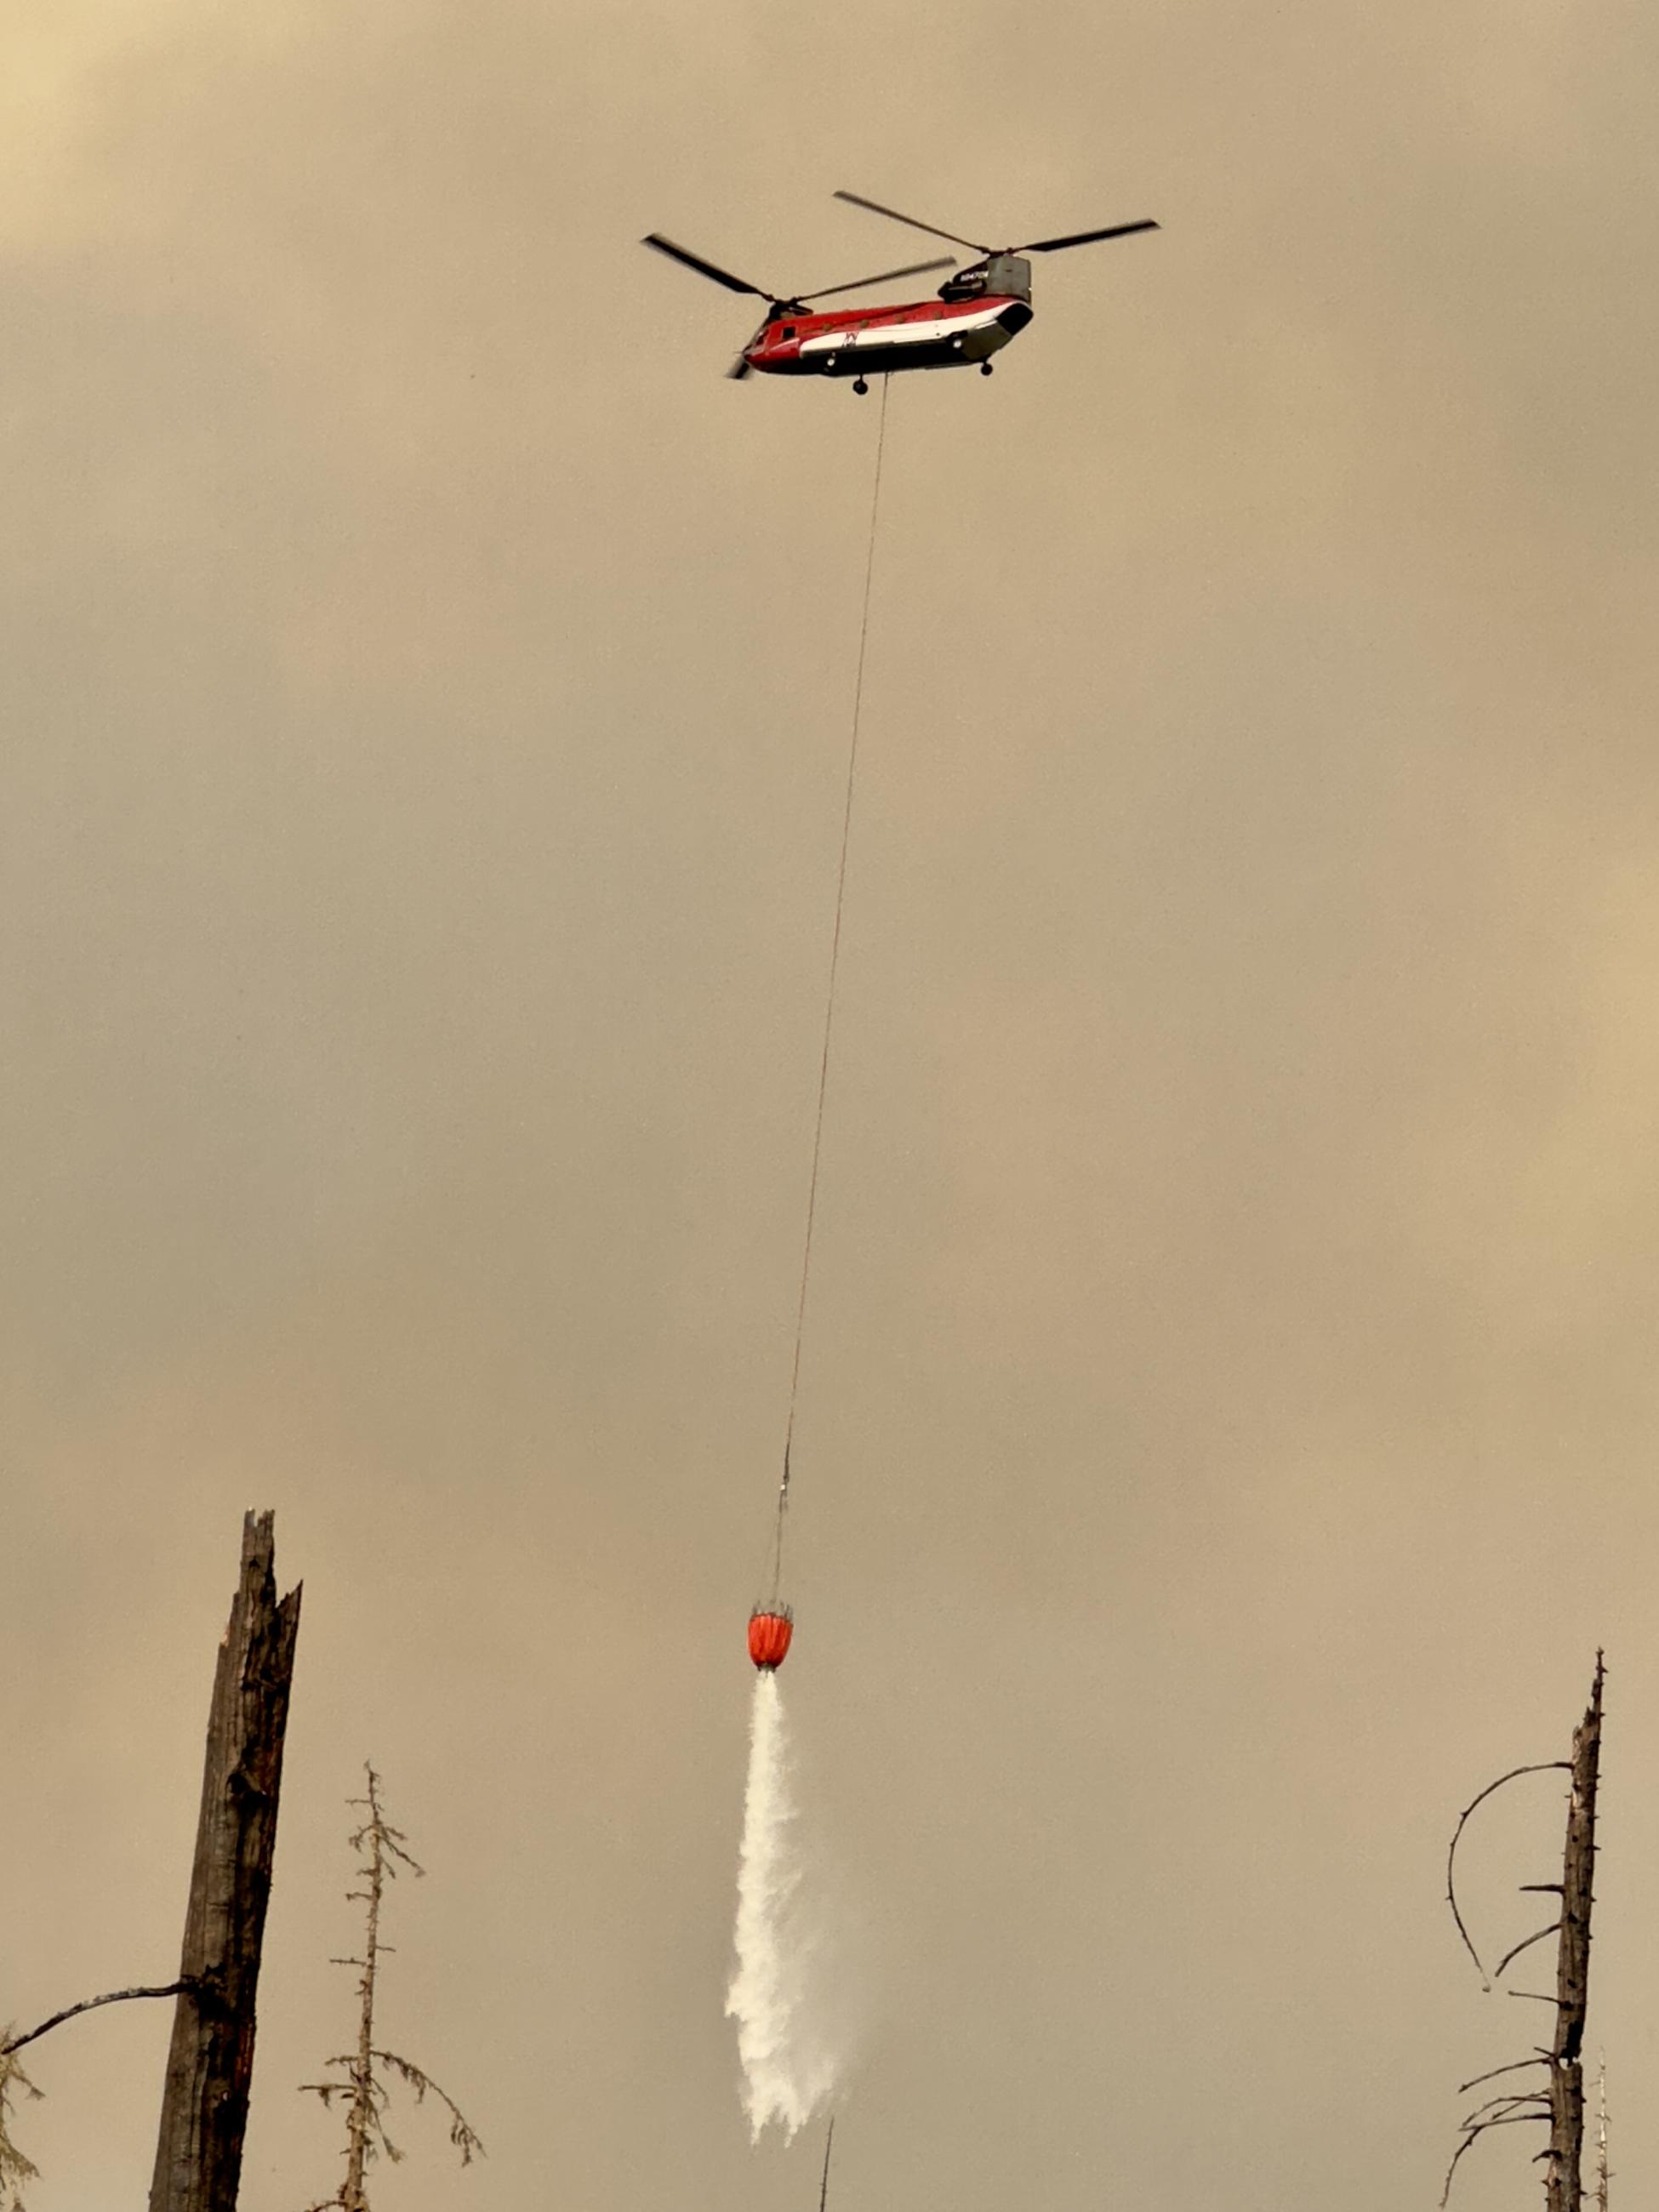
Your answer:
(727, 1672), (841, 2139)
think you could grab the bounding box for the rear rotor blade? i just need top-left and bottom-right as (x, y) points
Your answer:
(798, 255), (955, 303)
(833, 190), (991, 254)
(641, 232), (769, 298)
(1018, 219), (1160, 254)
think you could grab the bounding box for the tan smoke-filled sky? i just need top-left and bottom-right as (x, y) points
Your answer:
(3, 0), (1657, 2204)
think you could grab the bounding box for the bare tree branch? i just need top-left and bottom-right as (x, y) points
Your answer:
(372, 2052), (483, 2165)
(1439, 2132), (1477, 2209)
(1445, 1763), (1571, 1987)
(0, 1986), (194, 2062)
(1458, 2056), (1549, 2095)
(1460, 2091), (1549, 2129)
(1492, 1924), (1562, 1983)
(1441, 2113), (1551, 2209)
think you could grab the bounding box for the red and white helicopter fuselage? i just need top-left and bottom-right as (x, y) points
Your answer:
(740, 288), (1035, 381)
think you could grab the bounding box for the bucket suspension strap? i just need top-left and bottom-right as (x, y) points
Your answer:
(767, 1443), (791, 1605)
(775, 376), (891, 1588)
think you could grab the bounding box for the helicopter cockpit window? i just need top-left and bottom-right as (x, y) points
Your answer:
(780, 324), (796, 339)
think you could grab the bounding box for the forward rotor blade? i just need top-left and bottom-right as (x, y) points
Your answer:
(727, 354), (755, 380)
(1018, 219), (1160, 254)
(798, 255), (955, 303)
(833, 190), (990, 254)
(641, 233), (768, 299)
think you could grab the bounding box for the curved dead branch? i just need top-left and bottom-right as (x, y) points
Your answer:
(1441, 2110), (1551, 2207)
(1458, 2055), (1549, 2095)
(1491, 1922), (1562, 1983)
(373, 2050), (484, 2164)
(0, 1983), (194, 2060)
(1445, 1763), (1570, 1986)
(1459, 2091), (1549, 2131)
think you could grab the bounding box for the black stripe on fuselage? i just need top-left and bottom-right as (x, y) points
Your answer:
(759, 302), (1034, 379)
(768, 338), (973, 377)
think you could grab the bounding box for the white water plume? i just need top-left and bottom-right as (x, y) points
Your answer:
(726, 1671), (843, 2141)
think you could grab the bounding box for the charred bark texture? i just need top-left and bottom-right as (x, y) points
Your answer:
(1545, 1657), (1603, 2212)
(148, 1513), (302, 2212)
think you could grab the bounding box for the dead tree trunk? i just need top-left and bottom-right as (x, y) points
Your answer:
(1444, 1657), (1609, 2210)
(148, 1512), (302, 2212)
(1545, 1657), (1603, 2212)
(341, 1770), (392, 2212)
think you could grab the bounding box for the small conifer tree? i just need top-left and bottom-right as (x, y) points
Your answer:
(301, 1766), (482, 2210)
(0, 2043), (41, 2212)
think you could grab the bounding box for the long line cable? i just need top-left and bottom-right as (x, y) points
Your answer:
(767, 377), (890, 1599)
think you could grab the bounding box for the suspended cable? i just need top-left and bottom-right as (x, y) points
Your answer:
(767, 378), (891, 1599)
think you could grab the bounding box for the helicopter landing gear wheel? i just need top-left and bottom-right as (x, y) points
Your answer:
(980, 361), (994, 376)
(853, 377), (869, 396)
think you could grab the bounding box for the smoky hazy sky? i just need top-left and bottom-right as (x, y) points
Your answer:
(3, 0), (1657, 2206)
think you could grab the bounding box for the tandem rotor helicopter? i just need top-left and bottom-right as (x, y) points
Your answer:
(642, 188), (1158, 391)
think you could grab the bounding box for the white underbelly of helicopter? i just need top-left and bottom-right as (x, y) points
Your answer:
(798, 300), (1023, 374)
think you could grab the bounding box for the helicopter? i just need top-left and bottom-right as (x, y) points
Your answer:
(641, 189), (1158, 392)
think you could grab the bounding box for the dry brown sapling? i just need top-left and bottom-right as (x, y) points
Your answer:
(300, 1766), (482, 2210)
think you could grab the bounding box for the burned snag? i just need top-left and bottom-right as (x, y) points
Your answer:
(1440, 1657), (1605, 2212)
(149, 1510), (303, 2212)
